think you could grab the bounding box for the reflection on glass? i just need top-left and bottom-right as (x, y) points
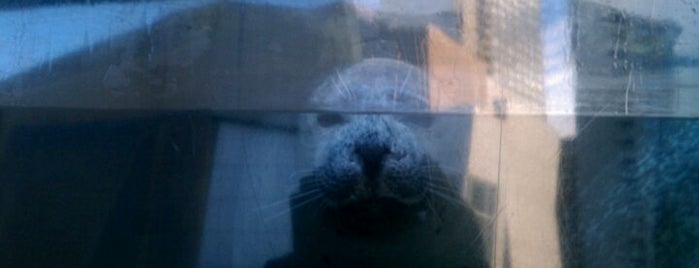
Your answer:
(0, 0), (697, 267)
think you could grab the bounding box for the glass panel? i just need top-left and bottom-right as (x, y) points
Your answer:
(1, 0), (697, 267)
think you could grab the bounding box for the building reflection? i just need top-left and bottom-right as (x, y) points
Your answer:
(1, 0), (694, 267)
(424, 1), (562, 267)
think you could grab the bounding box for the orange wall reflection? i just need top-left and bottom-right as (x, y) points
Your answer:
(425, 1), (562, 267)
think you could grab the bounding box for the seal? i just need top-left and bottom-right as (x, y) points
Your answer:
(302, 58), (432, 210)
(267, 58), (488, 268)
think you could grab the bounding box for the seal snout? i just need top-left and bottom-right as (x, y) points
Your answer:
(355, 143), (390, 182)
(315, 116), (429, 206)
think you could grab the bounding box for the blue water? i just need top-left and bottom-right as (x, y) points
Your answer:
(0, 110), (698, 267)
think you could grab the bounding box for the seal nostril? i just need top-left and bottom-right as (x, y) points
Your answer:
(355, 144), (390, 180)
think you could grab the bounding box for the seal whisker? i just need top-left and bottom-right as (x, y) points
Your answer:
(426, 182), (460, 197)
(424, 194), (445, 225)
(426, 187), (468, 208)
(335, 70), (354, 101)
(286, 169), (314, 182)
(332, 78), (350, 100)
(469, 206), (505, 246)
(295, 177), (324, 192)
(426, 180), (461, 196)
(394, 64), (413, 105)
(264, 193), (324, 222)
(255, 170), (316, 195)
(290, 188), (323, 200)
(426, 164), (463, 177)
(253, 189), (322, 212)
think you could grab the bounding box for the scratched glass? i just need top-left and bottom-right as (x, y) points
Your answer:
(0, 0), (697, 267)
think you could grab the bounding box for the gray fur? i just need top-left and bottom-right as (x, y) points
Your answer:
(269, 58), (488, 267)
(303, 58), (433, 205)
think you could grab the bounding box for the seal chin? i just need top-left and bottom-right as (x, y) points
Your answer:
(325, 187), (427, 208)
(325, 196), (425, 236)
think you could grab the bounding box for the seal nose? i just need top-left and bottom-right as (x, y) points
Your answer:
(355, 144), (389, 181)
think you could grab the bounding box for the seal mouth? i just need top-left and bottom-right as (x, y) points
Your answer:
(325, 197), (423, 236)
(316, 170), (429, 207)
(340, 196), (412, 209)
(340, 194), (422, 207)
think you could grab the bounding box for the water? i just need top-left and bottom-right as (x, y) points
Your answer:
(559, 115), (699, 267)
(1, 0), (698, 267)
(1, 109), (698, 267)
(0, 109), (213, 267)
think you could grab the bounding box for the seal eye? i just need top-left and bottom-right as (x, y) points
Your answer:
(317, 113), (346, 127)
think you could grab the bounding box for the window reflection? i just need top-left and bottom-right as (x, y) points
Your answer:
(0, 0), (697, 267)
